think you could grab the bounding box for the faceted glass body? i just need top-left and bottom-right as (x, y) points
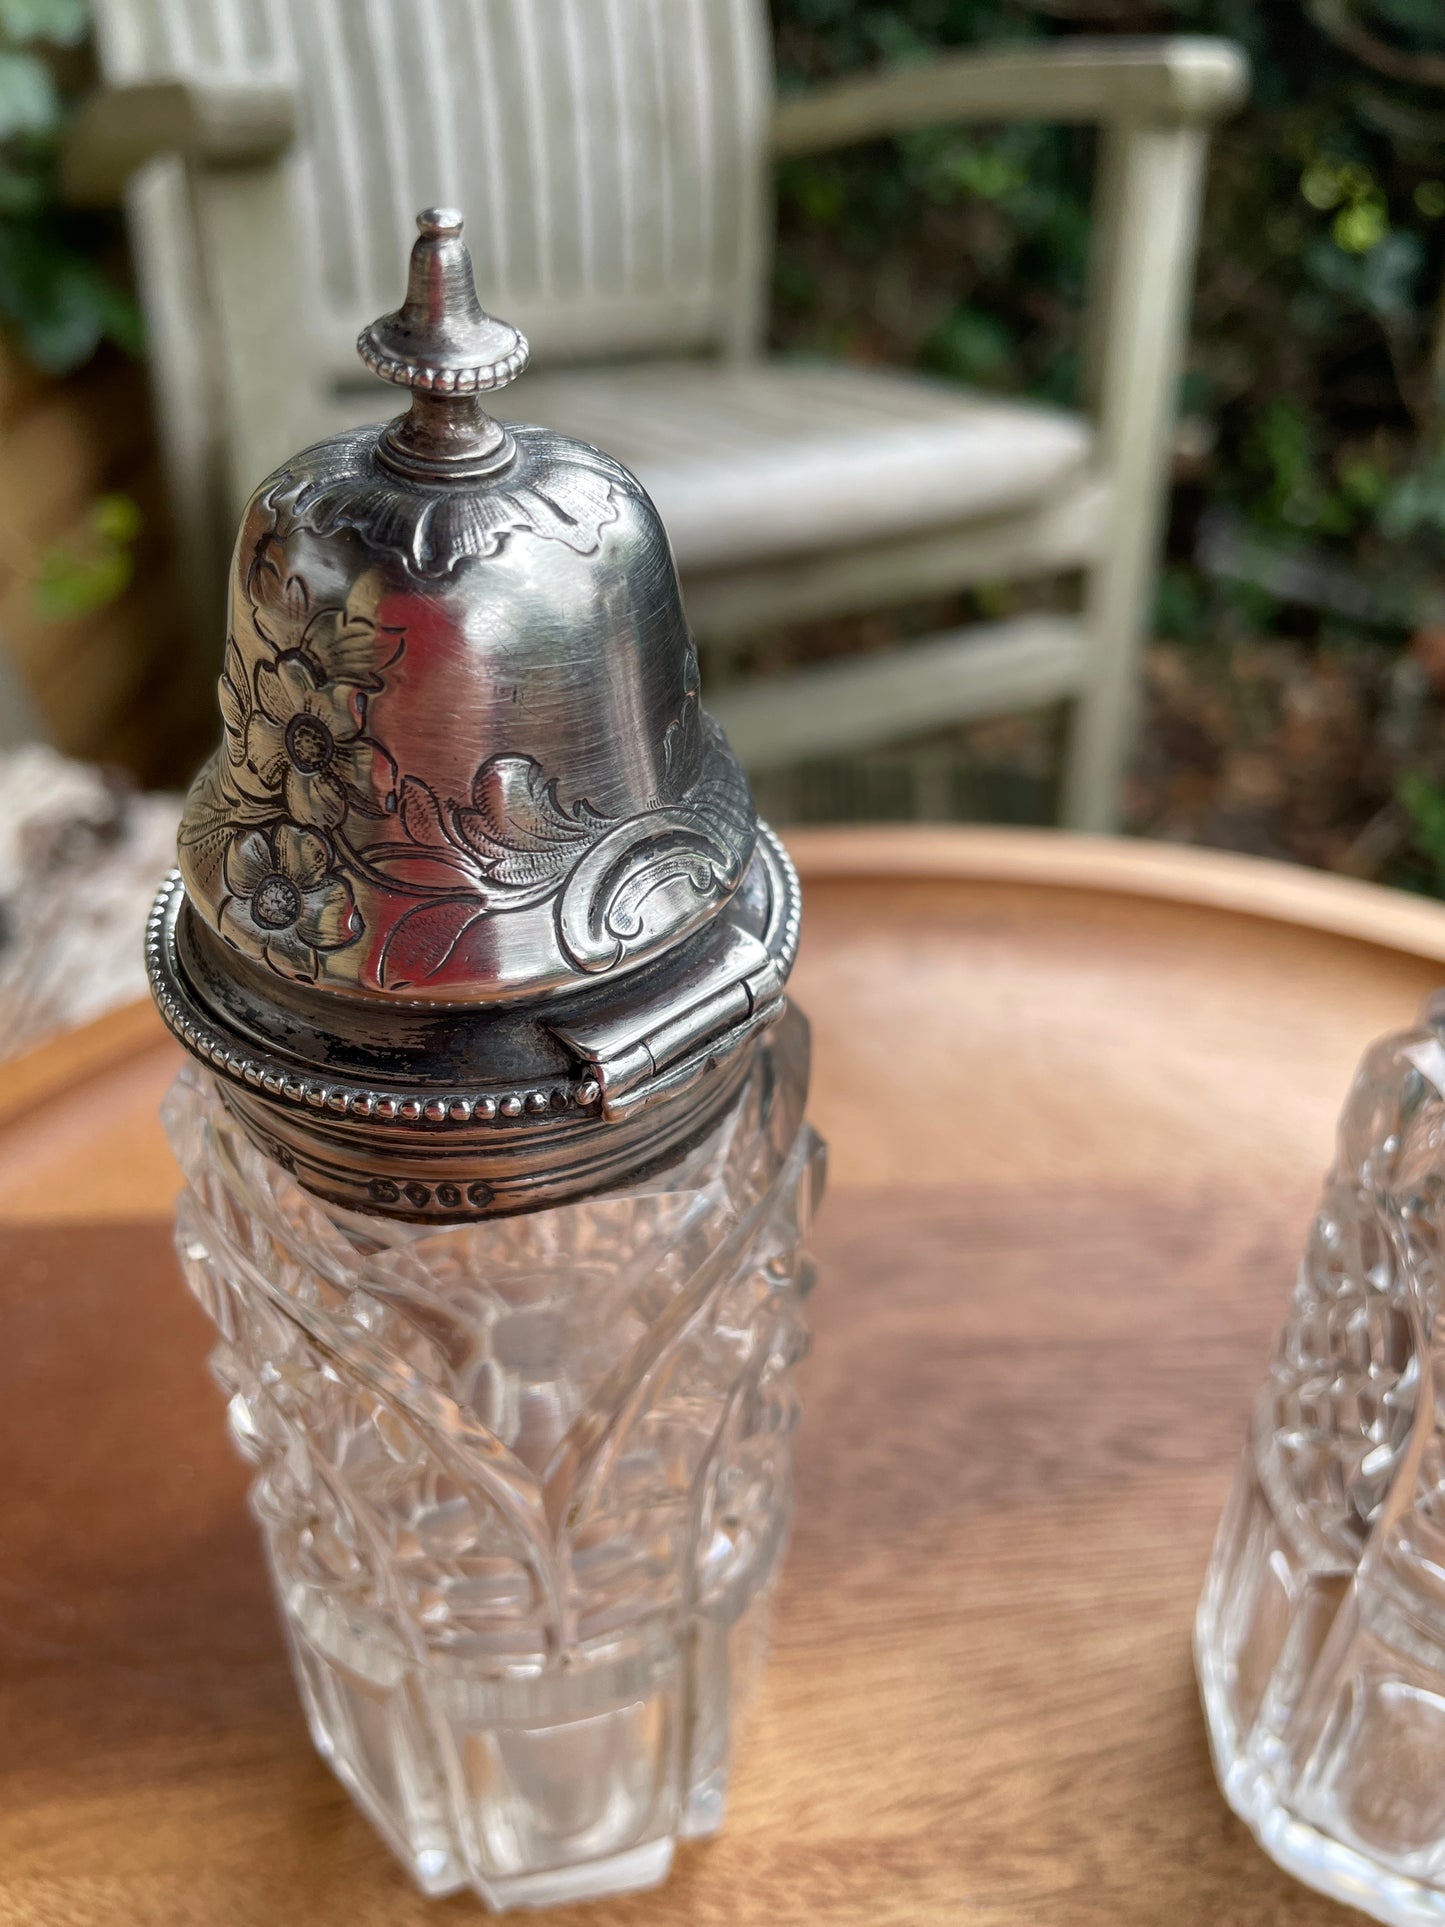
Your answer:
(164, 1010), (823, 1912)
(1198, 997), (1445, 1924)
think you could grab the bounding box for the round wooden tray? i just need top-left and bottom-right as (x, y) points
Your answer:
(6, 826), (1443, 1927)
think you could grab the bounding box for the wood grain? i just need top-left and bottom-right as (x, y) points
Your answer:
(3, 828), (1443, 1925)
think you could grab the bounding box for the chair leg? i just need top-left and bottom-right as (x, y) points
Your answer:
(1061, 121), (1211, 834)
(1063, 518), (1160, 836)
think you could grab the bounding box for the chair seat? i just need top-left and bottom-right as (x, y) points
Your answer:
(334, 361), (1093, 575)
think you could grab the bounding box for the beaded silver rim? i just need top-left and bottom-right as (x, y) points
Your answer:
(146, 823), (801, 1133)
(147, 870), (600, 1128)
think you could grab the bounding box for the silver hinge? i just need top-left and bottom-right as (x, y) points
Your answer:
(550, 926), (783, 1122)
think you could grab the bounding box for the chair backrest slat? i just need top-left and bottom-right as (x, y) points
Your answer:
(95, 0), (774, 371)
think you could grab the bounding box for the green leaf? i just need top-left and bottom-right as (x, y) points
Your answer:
(33, 488), (140, 620)
(0, 49), (57, 138)
(85, 269), (144, 355)
(903, 128), (1027, 206)
(1400, 775), (1445, 878)
(1333, 199), (1388, 254)
(90, 491), (141, 543)
(923, 304), (1015, 385)
(1154, 563), (1210, 643)
(0, 222), (144, 371)
(13, 297), (102, 371)
(0, 157), (44, 213)
(1366, 0), (1445, 47)
(34, 543), (130, 619)
(0, 0), (89, 46)
(1304, 228), (1423, 317)
(1377, 452), (1445, 540)
(1338, 456), (1388, 513)
(785, 161), (845, 226)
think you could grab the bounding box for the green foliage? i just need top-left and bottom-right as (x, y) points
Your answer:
(32, 489), (140, 618)
(770, 0), (1445, 888)
(0, 0), (140, 373)
(0, 0), (142, 631)
(770, 0), (1445, 555)
(0, 219), (142, 369)
(0, 0), (88, 44)
(923, 303), (1014, 383)
(1398, 771), (1445, 892)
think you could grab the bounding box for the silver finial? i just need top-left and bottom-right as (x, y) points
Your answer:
(357, 208), (529, 394)
(358, 208), (529, 481)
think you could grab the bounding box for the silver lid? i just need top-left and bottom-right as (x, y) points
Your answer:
(149, 209), (799, 1221)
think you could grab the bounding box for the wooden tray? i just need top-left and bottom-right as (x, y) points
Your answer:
(6, 826), (1444, 1927)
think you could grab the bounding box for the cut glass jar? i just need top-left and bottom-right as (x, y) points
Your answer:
(147, 208), (824, 1909)
(165, 1012), (821, 1909)
(1198, 993), (1445, 1925)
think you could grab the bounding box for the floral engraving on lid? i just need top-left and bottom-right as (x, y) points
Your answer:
(180, 522), (752, 991)
(219, 824), (361, 983)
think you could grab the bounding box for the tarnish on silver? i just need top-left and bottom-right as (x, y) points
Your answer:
(152, 208), (800, 1221)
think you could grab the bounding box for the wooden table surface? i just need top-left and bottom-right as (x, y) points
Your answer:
(6, 825), (1445, 1927)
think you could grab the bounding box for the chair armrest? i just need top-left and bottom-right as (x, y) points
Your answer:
(770, 36), (1248, 157)
(61, 78), (296, 205)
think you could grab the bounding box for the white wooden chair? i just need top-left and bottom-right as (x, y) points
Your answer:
(65, 4), (1246, 829)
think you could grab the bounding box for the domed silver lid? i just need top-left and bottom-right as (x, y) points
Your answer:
(148, 209), (800, 1221)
